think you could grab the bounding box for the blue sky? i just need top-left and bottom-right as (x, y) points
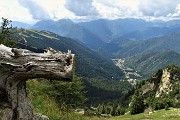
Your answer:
(1, 0), (180, 23)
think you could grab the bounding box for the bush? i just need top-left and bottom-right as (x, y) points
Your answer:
(84, 107), (95, 116)
(115, 107), (126, 116)
(27, 78), (87, 120)
(173, 102), (180, 108)
(165, 104), (169, 111)
(46, 77), (87, 109)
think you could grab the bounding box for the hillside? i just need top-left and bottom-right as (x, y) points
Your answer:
(32, 19), (105, 49)
(31, 19), (180, 60)
(125, 51), (180, 77)
(14, 28), (123, 80)
(12, 21), (31, 29)
(129, 65), (180, 115)
(109, 32), (180, 58)
(79, 18), (154, 42)
(118, 25), (180, 41)
(32, 18), (154, 44)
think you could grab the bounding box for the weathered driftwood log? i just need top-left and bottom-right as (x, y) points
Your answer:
(0, 44), (74, 120)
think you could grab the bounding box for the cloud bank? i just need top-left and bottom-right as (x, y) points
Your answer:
(65, 0), (99, 16)
(1, 0), (180, 23)
(139, 0), (180, 17)
(18, 0), (50, 20)
(93, 0), (140, 19)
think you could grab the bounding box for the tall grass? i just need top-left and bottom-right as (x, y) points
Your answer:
(26, 79), (86, 120)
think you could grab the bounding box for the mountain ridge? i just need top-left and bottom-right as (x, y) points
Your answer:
(125, 51), (180, 78)
(15, 28), (123, 80)
(32, 19), (105, 49)
(109, 32), (180, 58)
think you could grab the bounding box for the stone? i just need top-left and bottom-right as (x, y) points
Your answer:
(33, 113), (49, 120)
(155, 69), (172, 97)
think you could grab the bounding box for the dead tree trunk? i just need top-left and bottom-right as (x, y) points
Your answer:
(0, 44), (75, 120)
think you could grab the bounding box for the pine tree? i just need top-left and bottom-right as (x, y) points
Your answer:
(0, 17), (16, 47)
(129, 90), (144, 115)
(46, 76), (87, 109)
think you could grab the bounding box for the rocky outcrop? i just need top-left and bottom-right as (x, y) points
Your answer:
(33, 113), (49, 120)
(0, 44), (75, 120)
(129, 65), (180, 114)
(155, 69), (172, 97)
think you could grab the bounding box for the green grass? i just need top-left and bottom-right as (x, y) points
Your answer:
(26, 79), (180, 120)
(26, 79), (87, 120)
(27, 29), (59, 40)
(26, 79), (115, 120)
(110, 108), (180, 120)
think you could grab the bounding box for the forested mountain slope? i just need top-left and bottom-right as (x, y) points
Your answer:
(129, 65), (180, 115)
(15, 28), (123, 80)
(79, 18), (154, 42)
(118, 25), (180, 41)
(32, 19), (105, 49)
(125, 51), (180, 77)
(13, 28), (128, 105)
(110, 32), (180, 58)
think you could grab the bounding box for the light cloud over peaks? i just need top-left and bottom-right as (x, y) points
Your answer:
(93, 0), (140, 19)
(18, 0), (50, 20)
(0, 0), (32, 22)
(139, 0), (180, 17)
(167, 4), (180, 18)
(65, 0), (99, 16)
(1, 0), (180, 23)
(33, 0), (75, 20)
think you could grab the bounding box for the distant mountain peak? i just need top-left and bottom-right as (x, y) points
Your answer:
(57, 19), (74, 23)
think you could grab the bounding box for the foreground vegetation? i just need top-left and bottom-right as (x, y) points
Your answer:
(27, 78), (87, 120)
(111, 108), (180, 120)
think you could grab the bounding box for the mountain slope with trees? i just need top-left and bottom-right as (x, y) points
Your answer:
(118, 25), (180, 41)
(14, 28), (123, 80)
(32, 19), (105, 49)
(129, 65), (180, 115)
(125, 51), (180, 77)
(110, 32), (180, 58)
(79, 18), (154, 42)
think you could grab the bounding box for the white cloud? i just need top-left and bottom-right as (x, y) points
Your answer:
(139, 0), (180, 17)
(0, 0), (33, 23)
(1, 0), (180, 23)
(18, 0), (51, 20)
(167, 4), (180, 18)
(93, 0), (141, 19)
(33, 0), (75, 20)
(65, 0), (99, 16)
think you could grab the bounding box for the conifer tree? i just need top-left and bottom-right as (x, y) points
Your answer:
(0, 17), (16, 47)
(129, 90), (144, 114)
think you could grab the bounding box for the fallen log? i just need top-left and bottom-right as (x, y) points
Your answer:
(0, 44), (75, 120)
